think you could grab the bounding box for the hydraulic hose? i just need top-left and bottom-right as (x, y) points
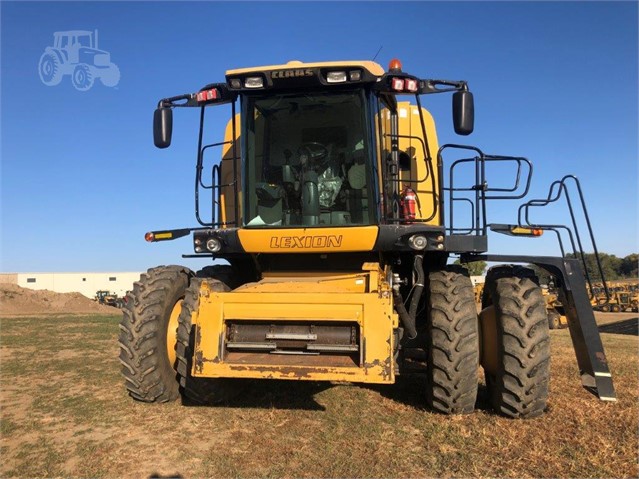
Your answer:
(393, 288), (417, 340)
(409, 255), (425, 321)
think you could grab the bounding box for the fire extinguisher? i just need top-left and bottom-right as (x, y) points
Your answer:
(400, 186), (420, 223)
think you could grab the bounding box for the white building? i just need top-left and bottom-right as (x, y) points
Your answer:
(0, 272), (142, 299)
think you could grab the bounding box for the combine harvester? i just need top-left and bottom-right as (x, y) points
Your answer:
(119, 58), (615, 417)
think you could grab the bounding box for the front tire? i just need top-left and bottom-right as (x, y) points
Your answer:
(426, 266), (479, 414)
(482, 266), (550, 418)
(118, 265), (193, 402)
(176, 266), (241, 404)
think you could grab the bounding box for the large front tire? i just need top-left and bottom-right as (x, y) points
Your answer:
(118, 265), (193, 402)
(176, 267), (241, 404)
(426, 266), (479, 414)
(482, 266), (550, 418)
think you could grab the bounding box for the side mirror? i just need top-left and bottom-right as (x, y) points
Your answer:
(452, 90), (474, 136)
(153, 107), (173, 148)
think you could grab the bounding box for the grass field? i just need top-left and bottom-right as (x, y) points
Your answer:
(1, 314), (637, 478)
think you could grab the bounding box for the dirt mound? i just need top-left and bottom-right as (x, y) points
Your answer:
(0, 283), (118, 316)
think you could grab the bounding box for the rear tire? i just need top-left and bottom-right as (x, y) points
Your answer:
(611, 304), (621, 313)
(482, 266), (550, 418)
(118, 265), (193, 402)
(426, 266), (479, 414)
(176, 267), (241, 404)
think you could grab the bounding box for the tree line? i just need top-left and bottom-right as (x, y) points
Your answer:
(454, 253), (637, 283)
(529, 253), (637, 285)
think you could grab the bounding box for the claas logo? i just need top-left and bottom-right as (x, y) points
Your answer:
(271, 69), (314, 79)
(270, 235), (343, 248)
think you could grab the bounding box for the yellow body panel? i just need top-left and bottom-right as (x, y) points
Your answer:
(220, 114), (241, 226)
(226, 60), (385, 77)
(191, 265), (397, 383)
(237, 225), (379, 253)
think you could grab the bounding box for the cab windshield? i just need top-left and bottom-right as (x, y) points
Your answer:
(242, 90), (375, 227)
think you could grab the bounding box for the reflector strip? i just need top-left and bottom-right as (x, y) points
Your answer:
(154, 232), (173, 240)
(510, 226), (544, 236)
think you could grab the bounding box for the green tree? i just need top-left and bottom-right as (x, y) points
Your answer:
(567, 252), (622, 282)
(527, 264), (554, 286)
(454, 259), (487, 276)
(619, 254), (638, 278)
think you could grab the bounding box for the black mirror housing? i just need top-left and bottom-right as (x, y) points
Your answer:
(153, 108), (173, 148)
(452, 90), (474, 136)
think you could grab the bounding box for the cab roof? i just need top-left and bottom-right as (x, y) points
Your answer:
(226, 60), (385, 78)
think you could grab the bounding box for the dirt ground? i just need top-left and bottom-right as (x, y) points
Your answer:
(0, 287), (637, 478)
(0, 283), (115, 316)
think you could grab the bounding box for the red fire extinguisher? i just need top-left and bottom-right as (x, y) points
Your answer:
(400, 186), (420, 224)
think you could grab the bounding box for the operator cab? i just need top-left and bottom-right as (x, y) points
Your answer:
(243, 90), (374, 227)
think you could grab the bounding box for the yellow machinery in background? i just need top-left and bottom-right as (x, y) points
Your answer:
(591, 279), (639, 312)
(119, 58), (616, 418)
(542, 288), (568, 329)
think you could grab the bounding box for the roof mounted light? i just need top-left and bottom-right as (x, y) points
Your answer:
(229, 78), (242, 89)
(388, 58), (402, 72)
(326, 71), (347, 83)
(349, 70), (361, 81)
(144, 232), (155, 242)
(244, 77), (264, 88)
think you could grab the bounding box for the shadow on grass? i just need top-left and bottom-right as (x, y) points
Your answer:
(598, 318), (638, 336)
(181, 379), (333, 410)
(357, 374), (494, 413)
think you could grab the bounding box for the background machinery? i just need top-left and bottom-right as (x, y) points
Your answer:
(94, 290), (125, 309)
(119, 59), (616, 418)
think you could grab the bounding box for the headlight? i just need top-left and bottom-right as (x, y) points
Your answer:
(408, 234), (427, 250)
(206, 238), (222, 253)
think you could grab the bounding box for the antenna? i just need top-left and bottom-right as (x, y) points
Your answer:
(372, 46), (383, 61)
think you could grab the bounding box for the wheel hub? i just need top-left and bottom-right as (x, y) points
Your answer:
(166, 299), (182, 369)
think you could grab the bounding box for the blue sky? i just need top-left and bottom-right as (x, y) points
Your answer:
(1, 1), (637, 273)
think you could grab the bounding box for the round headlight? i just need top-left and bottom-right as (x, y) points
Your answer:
(408, 234), (428, 250)
(206, 238), (221, 252)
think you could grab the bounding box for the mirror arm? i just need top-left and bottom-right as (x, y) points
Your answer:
(157, 93), (199, 109)
(419, 79), (469, 95)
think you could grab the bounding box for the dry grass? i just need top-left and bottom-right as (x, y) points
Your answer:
(1, 314), (637, 478)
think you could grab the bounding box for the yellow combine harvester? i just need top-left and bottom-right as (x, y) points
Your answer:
(119, 59), (616, 417)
